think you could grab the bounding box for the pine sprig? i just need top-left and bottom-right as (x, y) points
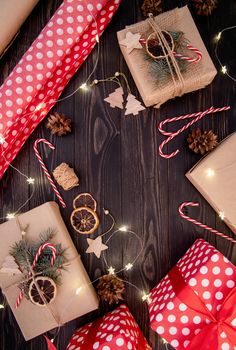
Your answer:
(10, 229), (68, 288)
(144, 31), (189, 84)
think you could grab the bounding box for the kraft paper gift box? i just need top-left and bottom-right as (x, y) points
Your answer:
(67, 304), (151, 350)
(0, 0), (39, 55)
(148, 239), (236, 350)
(186, 132), (236, 235)
(117, 6), (217, 107)
(0, 0), (121, 180)
(0, 202), (99, 341)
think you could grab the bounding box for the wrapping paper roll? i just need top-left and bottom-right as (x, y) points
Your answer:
(0, 0), (121, 179)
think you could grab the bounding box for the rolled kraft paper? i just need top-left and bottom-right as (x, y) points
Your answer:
(0, 0), (39, 55)
(0, 0), (121, 180)
(53, 162), (79, 190)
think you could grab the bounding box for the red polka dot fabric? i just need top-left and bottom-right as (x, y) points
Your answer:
(0, 0), (121, 179)
(148, 239), (236, 350)
(66, 304), (151, 350)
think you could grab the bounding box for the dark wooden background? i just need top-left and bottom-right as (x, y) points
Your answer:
(1, 0), (236, 349)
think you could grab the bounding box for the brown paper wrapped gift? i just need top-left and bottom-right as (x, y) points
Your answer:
(117, 6), (217, 107)
(0, 202), (99, 340)
(186, 132), (236, 235)
(0, 0), (39, 55)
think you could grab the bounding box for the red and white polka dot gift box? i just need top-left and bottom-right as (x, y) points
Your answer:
(66, 304), (151, 350)
(148, 239), (236, 350)
(0, 0), (121, 180)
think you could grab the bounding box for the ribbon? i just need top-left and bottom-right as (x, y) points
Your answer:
(168, 266), (236, 349)
(44, 336), (58, 350)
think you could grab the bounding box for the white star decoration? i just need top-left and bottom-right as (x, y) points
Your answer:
(86, 236), (108, 258)
(119, 31), (142, 54)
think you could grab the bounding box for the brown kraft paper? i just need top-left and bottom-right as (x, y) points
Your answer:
(186, 132), (236, 235)
(117, 6), (217, 107)
(0, 0), (39, 55)
(0, 202), (99, 340)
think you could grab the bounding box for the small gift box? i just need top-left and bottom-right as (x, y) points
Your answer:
(117, 6), (217, 108)
(148, 239), (236, 349)
(67, 304), (151, 350)
(0, 0), (121, 180)
(0, 202), (99, 340)
(186, 132), (236, 235)
(0, 0), (39, 55)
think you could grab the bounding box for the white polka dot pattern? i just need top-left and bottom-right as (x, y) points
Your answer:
(148, 239), (236, 349)
(66, 304), (151, 350)
(0, 0), (121, 179)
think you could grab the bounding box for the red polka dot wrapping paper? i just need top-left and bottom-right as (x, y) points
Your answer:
(148, 239), (236, 350)
(66, 304), (151, 350)
(0, 0), (121, 180)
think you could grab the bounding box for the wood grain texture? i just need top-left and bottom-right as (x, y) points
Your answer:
(0, 0), (236, 349)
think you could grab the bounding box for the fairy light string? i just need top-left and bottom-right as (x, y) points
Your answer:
(215, 25), (236, 80)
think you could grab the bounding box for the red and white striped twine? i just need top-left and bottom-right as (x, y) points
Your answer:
(158, 106), (230, 159)
(15, 243), (57, 309)
(179, 202), (236, 244)
(33, 138), (66, 208)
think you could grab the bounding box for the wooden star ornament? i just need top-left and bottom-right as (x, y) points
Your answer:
(86, 236), (108, 258)
(119, 31), (142, 54)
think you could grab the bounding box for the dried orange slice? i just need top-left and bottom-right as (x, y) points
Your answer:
(29, 276), (57, 306)
(70, 207), (99, 234)
(73, 192), (97, 211)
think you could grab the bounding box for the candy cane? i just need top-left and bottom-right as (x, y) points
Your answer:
(173, 44), (202, 63)
(33, 139), (66, 208)
(139, 39), (202, 63)
(158, 106), (230, 159)
(15, 243), (57, 309)
(179, 202), (236, 244)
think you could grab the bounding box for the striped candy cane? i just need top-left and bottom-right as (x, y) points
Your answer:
(173, 44), (202, 63)
(33, 139), (66, 208)
(139, 38), (202, 63)
(15, 243), (57, 309)
(179, 202), (236, 244)
(158, 106), (231, 159)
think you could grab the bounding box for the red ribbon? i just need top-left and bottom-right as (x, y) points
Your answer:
(44, 336), (58, 350)
(168, 266), (236, 349)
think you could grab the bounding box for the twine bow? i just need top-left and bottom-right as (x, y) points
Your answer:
(148, 14), (185, 98)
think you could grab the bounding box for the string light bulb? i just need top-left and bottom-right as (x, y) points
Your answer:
(125, 263), (133, 271)
(75, 286), (82, 295)
(0, 304), (4, 309)
(35, 102), (45, 111)
(26, 177), (35, 185)
(206, 168), (215, 178)
(216, 32), (221, 41)
(6, 213), (16, 220)
(51, 338), (54, 343)
(108, 266), (115, 275)
(219, 211), (225, 220)
(119, 226), (127, 232)
(221, 66), (227, 74)
(95, 34), (99, 43)
(142, 292), (152, 304)
(79, 83), (88, 90)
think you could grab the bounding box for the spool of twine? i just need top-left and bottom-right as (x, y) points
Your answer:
(53, 163), (79, 191)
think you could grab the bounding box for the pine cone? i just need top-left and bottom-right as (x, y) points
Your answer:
(97, 274), (125, 305)
(141, 0), (162, 17)
(46, 112), (72, 136)
(187, 128), (218, 155)
(192, 0), (218, 16)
